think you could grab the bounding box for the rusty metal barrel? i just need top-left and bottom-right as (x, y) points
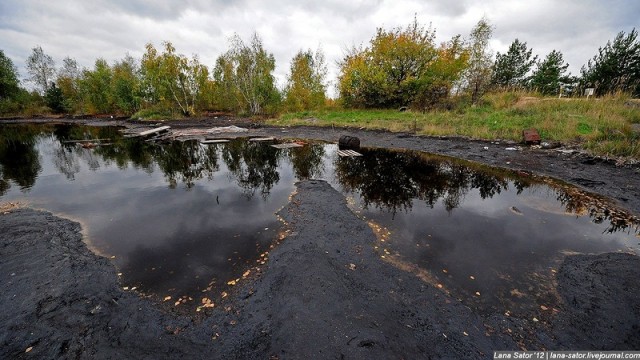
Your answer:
(338, 135), (360, 150)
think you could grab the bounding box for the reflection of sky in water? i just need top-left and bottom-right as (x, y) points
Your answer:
(1, 133), (300, 305)
(1, 126), (638, 317)
(331, 156), (639, 317)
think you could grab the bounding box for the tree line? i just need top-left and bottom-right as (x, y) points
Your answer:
(0, 19), (638, 117)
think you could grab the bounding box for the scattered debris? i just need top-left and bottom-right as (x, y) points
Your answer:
(505, 147), (520, 151)
(63, 138), (112, 144)
(249, 137), (275, 142)
(200, 139), (230, 144)
(271, 143), (303, 149)
(196, 297), (215, 312)
(523, 129), (541, 145)
(138, 126), (171, 137)
(541, 142), (562, 149)
(337, 149), (363, 157)
(556, 149), (578, 155)
(0, 202), (23, 213)
(209, 125), (247, 133)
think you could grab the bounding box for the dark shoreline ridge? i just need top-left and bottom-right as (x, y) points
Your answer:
(1, 180), (639, 359)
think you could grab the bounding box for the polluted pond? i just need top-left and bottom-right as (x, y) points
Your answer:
(0, 123), (638, 320)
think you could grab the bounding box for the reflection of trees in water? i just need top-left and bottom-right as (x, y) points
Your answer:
(153, 141), (220, 189)
(50, 125), (134, 177)
(335, 148), (514, 215)
(222, 140), (282, 198)
(95, 139), (155, 172)
(287, 143), (326, 180)
(554, 183), (640, 234)
(336, 147), (639, 233)
(0, 125), (43, 195)
(3, 124), (638, 234)
(52, 144), (81, 180)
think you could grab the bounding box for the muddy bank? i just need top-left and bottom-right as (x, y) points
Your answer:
(2, 181), (640, 358)
(0, 209), (213, 359)
(553, 253), (640, 350)
(208, 180), (516, 358)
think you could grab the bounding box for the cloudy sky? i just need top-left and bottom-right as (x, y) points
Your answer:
(1, 0), (638, 95)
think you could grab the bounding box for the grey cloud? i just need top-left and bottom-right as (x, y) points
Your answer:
(490, 0), (640, 74)
(426, 0), (471, 16)
(1, 0), (637, 92)
(80, 0), (243, 20)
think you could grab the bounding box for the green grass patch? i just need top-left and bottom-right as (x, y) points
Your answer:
(131, 106), (179, 121)
(270, 93), (640, 159)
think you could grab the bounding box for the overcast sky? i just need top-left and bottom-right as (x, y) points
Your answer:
(1, 0), (638, 95)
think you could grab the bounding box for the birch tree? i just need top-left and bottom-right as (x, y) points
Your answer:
(213, 33), (280, 115)
(461, 18), (494, 103)
(26, 46), (56, 95)
(57, 57), (82, 113)
(140, 42), (208, 116)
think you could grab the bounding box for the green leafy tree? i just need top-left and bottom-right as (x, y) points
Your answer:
(44, 82), (64, 113)
(580, 28), (640, 96)
(0, 50), (24, 115)
(0, 50), (20, 100)
(57, 57), (82, 113)
(461, 17), (494, 103)
(213, 33), (280, 115)
(26, 46), (56, 95)
(530, 50), (570, 96)
(211, 55), (238, 112)
(140, 43), (163, 106)
(414, 35), (468, 109)
(80, 58), (114, 113)
(140, 42), (209, 116)
(284, 48), (327, 111)
(338, 18), (468, 109)
(340, 19), (439, 108)
(491, 39), (537, 89)
(111, 54), (141, 114)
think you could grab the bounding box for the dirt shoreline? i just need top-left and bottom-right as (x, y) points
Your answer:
(2, 118), (640, 358)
